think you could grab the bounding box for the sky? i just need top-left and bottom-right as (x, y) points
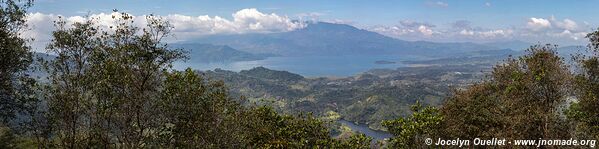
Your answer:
(24, 0), (599, 51)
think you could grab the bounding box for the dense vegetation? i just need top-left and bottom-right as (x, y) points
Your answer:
(203, 63), (488, 131)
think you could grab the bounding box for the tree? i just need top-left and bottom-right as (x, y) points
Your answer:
(440, 44), (572, 141)
(382, 101), (442, 148)
(43, 11), (184, 148)
(440, 83), (505, 140)
(240, 105), (373, 148)
(568, 28), (599, 140)
(159, 68), (245, 148)
(0, 0), (43, 148)
(0, 0), (34, 125)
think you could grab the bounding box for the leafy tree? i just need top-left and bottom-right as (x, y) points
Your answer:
(496, 45), (571, 139)
(0, 0), (44, 148)
(43, 11), (184, 148)
(159, 68), (245, 148)
(0, 0), (34, 125)
(336, 133), (373, 149)
(382, 101), (442, 148)
(243, 106), (332, 148)
(440, 44), (572, 141)
(568, 28), (599, 140)
(240, 106), (373, 148)
(440, 83), (505, 140)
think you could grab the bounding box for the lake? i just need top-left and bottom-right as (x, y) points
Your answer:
(338, 119), (392, 141)
(174, 55), (426, 77)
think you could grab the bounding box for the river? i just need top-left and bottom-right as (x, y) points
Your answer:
(337, 119), (392, 141)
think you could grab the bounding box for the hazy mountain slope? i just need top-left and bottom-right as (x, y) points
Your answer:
(557, 45), (588, 57)
(172, 43), (272, 63)
(484, 40), (533, 51)
(186, 22), (501, 58)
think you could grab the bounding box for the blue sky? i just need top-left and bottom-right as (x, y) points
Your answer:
(25, 0), (599, 47)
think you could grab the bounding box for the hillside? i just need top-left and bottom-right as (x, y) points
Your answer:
(172, 43), (272, 63)
(202, 62), (493, 130)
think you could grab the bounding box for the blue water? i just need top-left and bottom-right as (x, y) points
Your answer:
(338, 119), (392, 141)
(174, 55), (424, 77)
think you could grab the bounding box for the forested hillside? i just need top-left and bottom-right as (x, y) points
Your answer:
(202, 63), (490, 131)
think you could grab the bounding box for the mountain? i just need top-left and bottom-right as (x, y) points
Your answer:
(557, 45), (588, 57)
(172, 43), (273, 63)
(484, 40), (532, 51)
(240, 66), (304, 82)
(28, 52), (55, 81)
(184, 22), (501, 58)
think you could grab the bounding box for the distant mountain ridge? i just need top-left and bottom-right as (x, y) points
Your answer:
(484, 40), (533, 51)
(184, 22), (502, 58)
(172, 43), (272, 63)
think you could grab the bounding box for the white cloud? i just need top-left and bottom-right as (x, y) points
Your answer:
(527, 17), (551, 31)
(165, 8), (305, 36)
(426, 1), (448, 8)
(478, 29), (513, 38)
(459, 29), (474, 36)
(418, 25), (434, 36)
(321, 19), (354, 25)
(457, 29), (513, 39)
(549, 30), (586, 40)
(368, 16), (590, 45)
(367, 20), (438, 39)
(23, 8), (306, 51)
(522, 16), (588, 41)
(554, 19), (578, 31)
(485, 2), (491, 7)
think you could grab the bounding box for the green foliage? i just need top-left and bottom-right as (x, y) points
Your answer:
(441, 83), (505, 140)
(332, 133), (373, 149)
(240, 66), (305, 82)
(0, 125), (18, 148)
(568, 28), (599, 141)
(159, 68), (245, 148)
(41, 11), (185, 148)
(0, 0), (35, 124)
(239, 106), (373, 148)
(0, 1), (47, 148)
(205, 64), (477, 131)
(243, 106), (331, 148)
(442, 44), (572, 140)
(382, 101), (442, 148)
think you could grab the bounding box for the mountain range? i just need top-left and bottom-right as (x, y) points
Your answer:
(181, 22), (510, 59)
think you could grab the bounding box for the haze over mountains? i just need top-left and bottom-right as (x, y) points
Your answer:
(178, 22), (514, 61)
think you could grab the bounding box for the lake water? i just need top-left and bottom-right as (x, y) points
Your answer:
(174, 55), (425, 77)
(338, 119), (392, 141)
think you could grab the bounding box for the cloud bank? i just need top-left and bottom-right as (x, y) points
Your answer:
(23, 8), (305, 51)
(367, 16), (591, 45)
(23, 8), (593, 51)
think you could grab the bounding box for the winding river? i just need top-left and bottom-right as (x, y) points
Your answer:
(338, 119), (392, 141)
